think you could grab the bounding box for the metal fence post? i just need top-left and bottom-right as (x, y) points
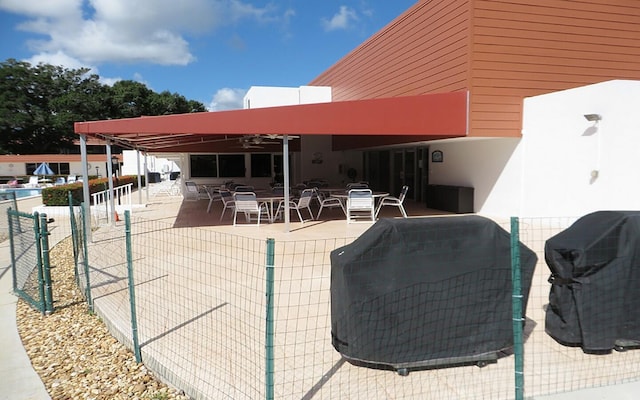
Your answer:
(69, 192), (80, 283)
(81, 202), (93, 312)
(32, 211), (47, 314)
(125, 210), (142, 363)
(7, 207), (18, 293)
(265, 238), (275, 400)
(511, 216), (524, 400)
(39, 213), (54, 314)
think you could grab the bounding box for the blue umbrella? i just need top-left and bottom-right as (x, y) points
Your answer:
(33, 162), (54, 176)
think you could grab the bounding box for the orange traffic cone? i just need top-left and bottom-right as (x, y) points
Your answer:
(115, 211), (120, 222)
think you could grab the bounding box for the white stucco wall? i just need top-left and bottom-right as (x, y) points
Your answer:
(242, 85), (355, 185)
(519, 80), (640, 217)
(0, 162), (89, 177)
(427, 138), (523, 216)
(121, 150), (180, 177)
(243, 86), (301, 109)
(244, 85), (332, 108)
(428, 80), (640, 218)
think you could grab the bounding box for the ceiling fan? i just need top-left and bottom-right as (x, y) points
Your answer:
(265, 134), (300, 140)
(234, 136), (278, 149)
(238, 135), (279, 146)
(238, 141), (264, 149)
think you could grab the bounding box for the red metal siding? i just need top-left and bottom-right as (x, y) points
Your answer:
(311, 0), (472, 100)
(469, 0), (640, 136)
(311, 0), (640, 139)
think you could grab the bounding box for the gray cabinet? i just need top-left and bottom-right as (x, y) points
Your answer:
(426, 185), (474, 213)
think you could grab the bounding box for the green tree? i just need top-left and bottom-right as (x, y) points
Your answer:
(150, 90), (206, 115)
(0, 59), (206, 154)
(110, 80), (155, 118)
(0, 59), (56, 153)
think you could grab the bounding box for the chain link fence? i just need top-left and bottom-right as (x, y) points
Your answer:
(0, 191), (18, 243)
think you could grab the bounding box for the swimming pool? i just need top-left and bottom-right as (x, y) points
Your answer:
(0, 187), (43, 199)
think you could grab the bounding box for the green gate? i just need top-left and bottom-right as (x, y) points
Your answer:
(7, 209), (54, 314)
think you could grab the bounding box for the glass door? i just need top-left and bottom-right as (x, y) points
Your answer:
(393, 149), (415, 199)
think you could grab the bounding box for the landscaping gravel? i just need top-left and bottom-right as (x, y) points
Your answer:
(15, 237), (190, 400)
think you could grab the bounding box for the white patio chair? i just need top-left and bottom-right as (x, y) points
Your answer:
(184, 181), (209, 201)
(67, 175), (76, 183)
(346, 188), (375, 223)
(233, 192), (270, 226)
(219, 190), (236, 221)
(25, 176), (40, 188)
(234, 185), (254, 192)
(275, 188), (315, 223)
(375, 185), (409, 218)
(54, 177), (66, 185)
(347, 182), (368, 189)
(315, 188), (346, 219)
(204, 186), (221, 213)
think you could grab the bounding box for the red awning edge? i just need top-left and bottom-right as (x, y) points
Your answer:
(74, 91), (468, 150)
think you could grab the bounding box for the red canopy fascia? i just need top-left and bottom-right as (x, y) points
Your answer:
(74, 91), (468, 151)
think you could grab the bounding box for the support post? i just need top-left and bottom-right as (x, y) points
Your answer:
(144, 152), (149, 203)
(283, 136), (290, 233)
(136, 150), (143, 205)
(106, 142), (116, 225)
(79, 135), (92, 240)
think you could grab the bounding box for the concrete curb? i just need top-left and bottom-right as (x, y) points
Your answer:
(0, 241), (51, 400)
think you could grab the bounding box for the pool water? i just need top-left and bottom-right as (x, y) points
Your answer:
(0, 188), (43, 199)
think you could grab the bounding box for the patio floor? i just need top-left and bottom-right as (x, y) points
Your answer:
(84, 186), (640, 399)
(135, 187), (453, 240)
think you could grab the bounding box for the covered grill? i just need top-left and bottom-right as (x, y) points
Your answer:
(545, 210), (640, 353)
(330, 216), (537, 373)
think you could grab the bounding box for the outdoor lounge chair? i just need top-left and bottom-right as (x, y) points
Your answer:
(24, 176), (40, 188)
(375, 185), (409, 218)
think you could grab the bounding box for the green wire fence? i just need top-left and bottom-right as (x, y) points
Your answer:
(9, 197), (640, 399)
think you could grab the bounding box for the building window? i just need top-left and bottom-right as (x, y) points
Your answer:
(26, 163), (38, 175)
(250, 154), (272, 178)
(25, 162), (70, 175)
(219, 154), (246, 178)
(190, 155), (218, 177)
(50, 163), (70, 175)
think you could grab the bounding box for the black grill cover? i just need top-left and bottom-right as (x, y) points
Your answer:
(545, 210), (640, 352)
(330, 216), (537, 369)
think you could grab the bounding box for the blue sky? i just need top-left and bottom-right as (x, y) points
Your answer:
(0, 0), (416, 111)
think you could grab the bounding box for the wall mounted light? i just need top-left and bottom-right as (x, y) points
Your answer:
(584, 114), (602, 122)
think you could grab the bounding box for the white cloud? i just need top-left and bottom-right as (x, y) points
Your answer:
(0, 0), (82, 19)
(99, 76), (122, 86)
(0, 0), (285, 67)
(26, 50), (86, 70)
(208, 88), (247, 111)
(322, 6), (359, 31)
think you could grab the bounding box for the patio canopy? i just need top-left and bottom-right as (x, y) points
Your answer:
(74, 92), (468, 152)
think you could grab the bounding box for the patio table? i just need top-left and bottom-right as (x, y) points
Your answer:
(256, 194), (285, 223)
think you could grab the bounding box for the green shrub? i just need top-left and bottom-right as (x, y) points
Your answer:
(41, 175), (144, 206)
